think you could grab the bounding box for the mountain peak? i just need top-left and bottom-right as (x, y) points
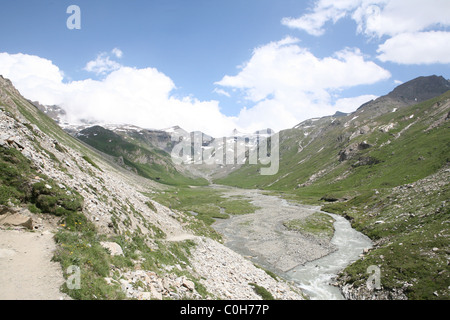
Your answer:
(387, 75), (450, 105)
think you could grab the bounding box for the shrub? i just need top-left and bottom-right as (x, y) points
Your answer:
(249, 283), (275, 300)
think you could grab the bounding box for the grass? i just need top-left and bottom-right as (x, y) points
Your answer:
(53, 227), (126, 300)
(0, 146), (84, 223)
(214, 91), (450, 300)
(249, 283), (275, 300)
(325, 177), (450, 300)
(82, 155), (102, 171)
(283, 212), (335, 240)
(53, 218), (210, 299)
(215, 92), (450, 196)
(1, 86), (215, 300)
(150, 186), (259, 224)
(76, 126), (208, 186)
(148, 186), (260, 242)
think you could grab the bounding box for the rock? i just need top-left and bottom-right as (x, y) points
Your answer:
(150, 285), (163, 300)
(137, 292), (152, 300)
(100, 242), (124, 256)
(182, 279), (195, 291)
(0, 212), (33, 230)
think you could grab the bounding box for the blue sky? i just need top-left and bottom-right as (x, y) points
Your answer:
(1, 0), (450, 136)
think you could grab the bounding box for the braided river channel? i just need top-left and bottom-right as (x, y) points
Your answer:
(212, 186), (373, 300)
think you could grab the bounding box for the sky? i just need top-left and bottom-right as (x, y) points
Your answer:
(0, 0), (449, 137)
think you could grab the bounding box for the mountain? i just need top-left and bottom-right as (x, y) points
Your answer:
(386, 75), (450, 105)
(215, 75), (450, 299)
(0, 75), (304, 300)
(355, 75), (450, 118)
(216, 75), (450, 191)
(2, 72), (449, 300)
(75, 125), (207, 186)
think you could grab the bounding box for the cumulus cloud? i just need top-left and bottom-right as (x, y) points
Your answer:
(84, 52), (123, 76)
(216, 37), (390, 130)
(282, 0), (358, 36)
(377, 31), (450, 64)
(213, 88), (231, 98)
(111, 48), (123, 59)
(333, 95), (378, 113)
(0, 52), (237, 137)
(0, 52), (65, 105)
(0, 45), (389, 137)
(282, 0), (450, 65)
(352, 0), (450, 37)
(283, 0), (450, 37)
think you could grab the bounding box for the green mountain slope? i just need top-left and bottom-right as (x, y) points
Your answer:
(76, 125), (207, 186)
(215, 76), (450, 300)
(216, 78), (450, 199)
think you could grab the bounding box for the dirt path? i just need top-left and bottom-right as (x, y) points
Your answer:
(0, 229), (70, 300)
(212, 186), (336, 274)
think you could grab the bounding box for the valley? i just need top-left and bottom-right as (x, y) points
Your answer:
(0, 74), (449, 300)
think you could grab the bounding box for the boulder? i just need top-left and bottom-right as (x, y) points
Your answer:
(0, 212), (33, 230)
(182, 278), (195, 291)
(100, 241), (124, 256)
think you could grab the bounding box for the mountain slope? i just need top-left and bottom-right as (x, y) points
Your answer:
(215, 75), (450, 300)
(76, 125), (208, 186)
(216, 76), (450, 195)
(0, 75), (304, 300)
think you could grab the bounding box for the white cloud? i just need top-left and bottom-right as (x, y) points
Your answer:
(284, 0), (450, 38)
(353, 0), (450, 37)
(282, 0), (359, 36)
(111, 48), (123, 59)
(0, 52), (237, 137)
(0, 52), (65, 105)
(377, 31), (450, 64)
(216, 37), (390, 131)
(213, 88), (231, 97)
(334, 94), (378, 113)
(283, 0), (450, 65)
(0, 46), (388, 137)
(84, 52), (122, 76)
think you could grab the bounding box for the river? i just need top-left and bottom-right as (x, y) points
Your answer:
(286, 212), (373, 300)
(212, 186), (373, 300)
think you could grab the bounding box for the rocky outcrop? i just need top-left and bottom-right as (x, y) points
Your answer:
(0, 207), (33, 230)
(338, 141), (372, 162)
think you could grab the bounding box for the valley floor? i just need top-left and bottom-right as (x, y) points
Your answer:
(212, 186), (338, 274)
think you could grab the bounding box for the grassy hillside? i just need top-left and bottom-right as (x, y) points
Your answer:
(215, 90), (450, 300)
(76, 126), (208, 186)
(216, 91), (450, 199)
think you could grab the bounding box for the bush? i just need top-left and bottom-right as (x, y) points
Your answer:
(32, 182), (83, 217)
(249, 283), (275, 300)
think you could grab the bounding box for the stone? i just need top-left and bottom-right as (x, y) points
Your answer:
(138, 292), (152, 300)
(100, 242), (124, 256)
(0, 212), (33, 230)
(182, 279), (195, 291)
(150, 284), (163, 300)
